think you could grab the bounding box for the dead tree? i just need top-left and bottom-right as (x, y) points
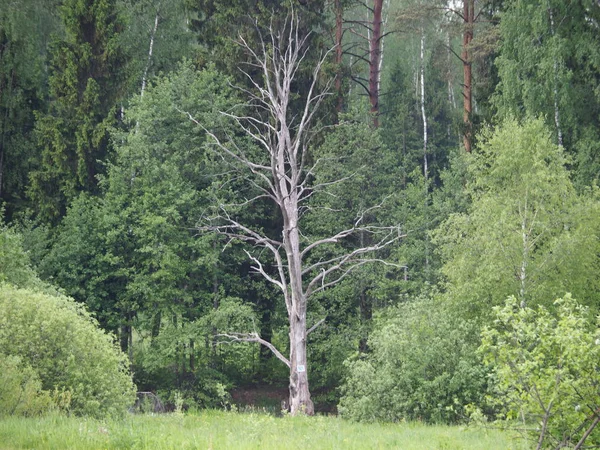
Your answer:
(181, 12), (402, 415)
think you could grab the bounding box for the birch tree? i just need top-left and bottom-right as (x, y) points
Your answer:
(181, 12), (402, 415)
(435, 119), (600, 319)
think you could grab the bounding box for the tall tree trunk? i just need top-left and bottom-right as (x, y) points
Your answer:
(289, 311), (313, 414)
(284, 198), (314, 415)
(211, 239), (219, 366)
(334, 0), (344, 116)
(420, 31), (428, 181)
(419, 30), (431, 276)
(377, 0), (390, 94)
(369, 0), (383, 127)
(548, 6), (563, 147)
(140, 8), (160, 99)
(446, 31), (457, 140)
(462, 0), (474, 152)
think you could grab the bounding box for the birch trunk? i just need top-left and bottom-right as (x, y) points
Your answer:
(548, 7), (563, 147)
(377, 0), (391, 94)
(140, 10), (160, 99)
(420, 30), (430, 274)
(420, 31), (428, 181)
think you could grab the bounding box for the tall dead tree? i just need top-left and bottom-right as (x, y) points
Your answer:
(181, 12), (401, 415)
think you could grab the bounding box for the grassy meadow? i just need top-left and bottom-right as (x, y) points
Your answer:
(0, 410), (531, 450)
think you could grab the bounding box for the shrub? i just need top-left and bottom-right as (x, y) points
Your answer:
(0, 354), (55, 417)
(339, 297), (488, 423)
(0, 285), (136, 417)
(0, 225), (57, 294)
(480, 294), (600, 449)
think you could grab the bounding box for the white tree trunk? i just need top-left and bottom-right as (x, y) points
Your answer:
(548, 7), (563, 147)
(141, 11), (160, 99)
(377, 0), (391, 93)
(420, 31), (428, 181)
(188, 13), (403, 415)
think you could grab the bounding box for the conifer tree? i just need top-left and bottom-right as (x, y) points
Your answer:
(30, 0), (127, 220)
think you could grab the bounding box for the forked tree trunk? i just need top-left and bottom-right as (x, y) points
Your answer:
(194, 12), (403, 416)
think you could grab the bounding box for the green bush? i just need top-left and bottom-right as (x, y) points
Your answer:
(339, 297), (488, 423)
(0, 285), (136, 417)
(0, 354), (56, 417)
(0, 224), (57, 295)
(480, 294), (600, 449)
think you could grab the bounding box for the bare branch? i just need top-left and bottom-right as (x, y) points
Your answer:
(217, 332), (290, 368)
(244, 249), (285, 293)
(305, 228), (405, 297)
(307, 318), (326, 335)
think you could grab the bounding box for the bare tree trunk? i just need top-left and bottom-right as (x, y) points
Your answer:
(0, 67), (14, 200)
(140, 8), (160, 99)
(0, 120), (5, 199)
(289, 312), (313, 414)
(211, 240), (219, 364)
(377, 0), (391, 93)
(519, 193), (530, 308)
(188, 12), (403, 416)
(446, 32), (457, 111)
(420, 30), (430, 275)
(283, 185), (314, 414)
(462, 0), (474, 152)
(420, 31), (428, 181)
(136, 7), (160, 133)
(369, 0), (383, 127)
(548, 7), (563, 147)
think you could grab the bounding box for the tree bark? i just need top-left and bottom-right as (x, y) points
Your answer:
(334, 0), (344, 116)
(369, 0), (383, 127)
(289, 312), (313, 414)
(420, 31), (428, 181)
(548, 6), (563, 147)
(140, 8), (160, 99)
(462, 0), (474, 152)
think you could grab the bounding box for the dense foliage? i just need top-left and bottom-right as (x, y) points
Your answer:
(339, 297), (486, 423)
(0, 226), (135, 417)
(481, 295), (600, 448)
(0, 285), (136, 417)
(0, 0), (598, 426)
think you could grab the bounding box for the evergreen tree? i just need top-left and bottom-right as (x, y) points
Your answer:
(0, 0), (60, 218)
(29, 0), (128, 220)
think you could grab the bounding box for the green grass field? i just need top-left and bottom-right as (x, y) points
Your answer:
(0, 411), (531, 450)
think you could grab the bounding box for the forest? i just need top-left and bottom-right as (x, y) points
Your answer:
(1, 0), (600, 447)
